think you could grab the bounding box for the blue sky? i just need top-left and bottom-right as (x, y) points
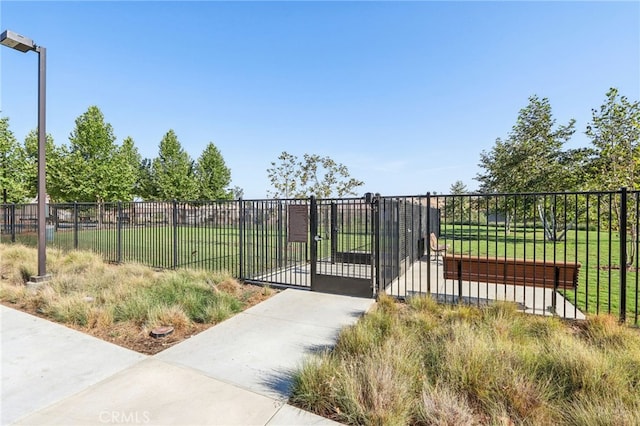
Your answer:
(1, 1), (638, 199)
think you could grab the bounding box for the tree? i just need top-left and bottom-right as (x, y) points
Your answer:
(196, 142), (231, 200)
(137, 158), (156, 201)
(477, 96), (576, 193)
(476, 96), (577, 239)
(23, 129), (60, 200)
(0, 117), (28, 203)
(445, 180), (468, 221)
(586, 88), (640, 190)
(119, 137), (143, 199)
(267, 151), (364, 199)
(151, 130), (197, 201)
(231, 186), (244, 200)
(267, 152), (299, 198)
(58, 106), (137, 202)
(586, 88), (640, 267)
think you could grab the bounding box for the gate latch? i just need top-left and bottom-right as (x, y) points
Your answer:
(314, 235), (322, 241)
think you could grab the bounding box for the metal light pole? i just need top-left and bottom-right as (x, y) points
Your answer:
(1, 29), (49, 282)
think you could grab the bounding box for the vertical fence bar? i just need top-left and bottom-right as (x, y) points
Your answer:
(620, 187), (628, 323)
(172, 200), (178, 269)
(457, 259), (463, 304)
(239, 198), (244, 279)
(608, 193), (613, 314)
(635, 191), (639, 325)
(117, 201), (122, 263)
(73, 201), (78, 249)
(330, 202), (338, 264)
(597, 195), (602, 315)
(310, 196), (317, 291)
(426, 192), (431, 293)
(11, 203), (16, 243)
(585, 194), (590, 314)
(373, 195), (382, 295)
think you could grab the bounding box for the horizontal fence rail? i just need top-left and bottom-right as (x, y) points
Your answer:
(1, 190), (638, 325)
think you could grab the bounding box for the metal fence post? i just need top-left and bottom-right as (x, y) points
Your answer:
(310, 196), (317, 291)
(73, 201), (78, 249)
(426, 192), (431, 293)
(173, 200), (178, 269)
(620, 187), (628, 323)
(10, 203), (16, 243)
(238, 198), (244, 279)
(552, 266), (559, 315)
(373, 195), (382, 294)
(457, 259), (463, 304)
(117, 201), (122, 263)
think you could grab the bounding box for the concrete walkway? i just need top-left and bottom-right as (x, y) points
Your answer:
(1, 290), (375, 425)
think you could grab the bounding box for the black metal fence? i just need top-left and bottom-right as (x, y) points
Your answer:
(419, 189), (639, 326)
(1, 190), (638, 325)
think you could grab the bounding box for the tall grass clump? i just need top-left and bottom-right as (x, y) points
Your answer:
(0, 244), (271, 338)
(290, 294), (640, 425)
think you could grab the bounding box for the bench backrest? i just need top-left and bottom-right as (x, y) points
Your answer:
(443, 255), (580, 289)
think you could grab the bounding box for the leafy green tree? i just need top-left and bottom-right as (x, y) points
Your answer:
(586, 88), (640, 267)
(477, 95), (576, 193)
(586, 88), (640, 190)
(445, 180), (468, 222)
(196, 142), (231, 200)
(267, 152), (299, 198)
(267, 151), (364, 199)
(119, 137), (143, 199)
(137, 158), (156, 200)
(23, 129), (61, 200)
(58, 106), (137, 202)
(151, 130), (197, 201)
(0, 117), (28, 203)
(476, 96), (577, 239)
(231, 186), (244, 200)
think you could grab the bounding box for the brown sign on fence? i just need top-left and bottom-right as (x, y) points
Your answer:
(288, 204), (308, 242)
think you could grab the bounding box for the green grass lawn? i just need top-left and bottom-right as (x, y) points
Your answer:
(4, 224), (370, 271)
(4, 221), (638, 323)
(440, 223), (639, 322)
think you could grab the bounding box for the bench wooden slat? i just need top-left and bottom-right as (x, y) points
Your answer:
(443, 254), (580, 289)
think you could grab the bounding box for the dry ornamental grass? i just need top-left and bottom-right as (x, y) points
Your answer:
(0, 244), (275, 354)
(290, 294), (640, 425)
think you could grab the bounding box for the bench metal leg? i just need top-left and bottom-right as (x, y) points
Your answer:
(551, 266), (560, 315)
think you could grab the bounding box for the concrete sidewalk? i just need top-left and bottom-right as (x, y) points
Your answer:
(1, 290), (375, 425)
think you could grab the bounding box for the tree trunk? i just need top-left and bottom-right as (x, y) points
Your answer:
(627, 223), (637, 269)
(537, 203), (566, 242)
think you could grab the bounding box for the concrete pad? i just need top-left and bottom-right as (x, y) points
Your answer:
(15, 358), (283, 426)
(157, 290), (374, 400)
(267, 404), (343, 425)
(1, 305), (145, 425)
(386, 258), (586, 320)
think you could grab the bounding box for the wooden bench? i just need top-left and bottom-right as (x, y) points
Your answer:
(443, 254), (581, 290)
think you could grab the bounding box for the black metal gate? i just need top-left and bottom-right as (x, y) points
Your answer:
(310, 196), (375, 298)
(239, 194), (438, 299)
